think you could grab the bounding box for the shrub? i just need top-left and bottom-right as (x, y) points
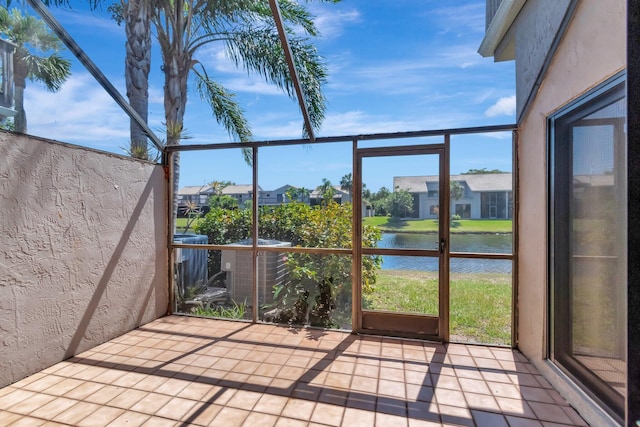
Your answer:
(195, 201), (382, 327)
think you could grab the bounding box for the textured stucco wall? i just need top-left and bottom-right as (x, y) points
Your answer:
(0, 132), (168, 387)
(517, 0), (625, 424)
(513, 0), (573, 119)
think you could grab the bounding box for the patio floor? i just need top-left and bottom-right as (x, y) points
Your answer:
(0, 316), (587, 427)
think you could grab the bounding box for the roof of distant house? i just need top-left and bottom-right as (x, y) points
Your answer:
(177, 185), (211, 195)
(221, 184), (260, 195)
(394, 173), (513, 192)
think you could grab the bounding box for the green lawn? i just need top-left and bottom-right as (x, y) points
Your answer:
(363, 217), (512, 233)
(177, 215), (511, 234)
(175, 217), (202, 233)
(364, 270), (512, 345)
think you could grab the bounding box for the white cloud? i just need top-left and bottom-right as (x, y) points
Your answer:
(430, 3), (486, 36)
(55, 8), (123, 39)
(23, 73), (131, 149)
(311, 8), (361, 39)
(485, 95), (516, 117)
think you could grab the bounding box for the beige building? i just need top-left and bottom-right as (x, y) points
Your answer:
(480, 0), (629, 424)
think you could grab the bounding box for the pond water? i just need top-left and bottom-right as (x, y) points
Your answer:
(377, 232), (512, 273)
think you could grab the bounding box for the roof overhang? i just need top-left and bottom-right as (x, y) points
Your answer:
(478, 0), (526, 60)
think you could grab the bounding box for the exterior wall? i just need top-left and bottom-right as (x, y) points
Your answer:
(516, 0), (625, 423)
(512, 0), (573, 119)
(0, 133), (168, 388)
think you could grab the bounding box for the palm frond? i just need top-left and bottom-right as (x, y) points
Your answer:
(28, 53), (71, 91)
(225, 25), (326, 133)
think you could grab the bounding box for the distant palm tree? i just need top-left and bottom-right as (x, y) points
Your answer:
(0, 8), (71, 133)
(340, 173), (352, 195)
(319, 178), (335, 205)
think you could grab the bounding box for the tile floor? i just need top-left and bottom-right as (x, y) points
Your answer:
(0, 316), (588, 426)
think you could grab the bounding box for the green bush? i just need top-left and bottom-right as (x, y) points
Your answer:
(195, 201), (381, 327)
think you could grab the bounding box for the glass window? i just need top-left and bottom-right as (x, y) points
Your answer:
(455, 204), (471, 219)
(549, 76), (626, 420)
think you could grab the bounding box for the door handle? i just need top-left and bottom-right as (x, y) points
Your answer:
(439, 238), (447, 254)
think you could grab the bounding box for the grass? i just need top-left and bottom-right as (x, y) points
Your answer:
(364, 270), (512, 345)
(175, 217), (202, 233)
(190, 301), (248, 320)
(363, 217), (512, 233)
(176, 216), (511, 234)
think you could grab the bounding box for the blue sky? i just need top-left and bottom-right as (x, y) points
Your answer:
(13, 0), (515, 192)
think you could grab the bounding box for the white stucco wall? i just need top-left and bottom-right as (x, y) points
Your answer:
(0, 133), (168, 387)
(517, 0), (625, 423)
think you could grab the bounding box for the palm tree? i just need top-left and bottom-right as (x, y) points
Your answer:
(319, 178), (335, 205)
(340, 173), (352, 195)
(150, 0), (329, 219)
(123, 0), (151, 159)
(450, 181), (464, 202)
(45, 0), (153, 159)
(0, 8), (71, 133)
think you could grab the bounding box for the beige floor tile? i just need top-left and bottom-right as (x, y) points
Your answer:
(342, 407), (376, 426)
(52, 401), (101, 425)
(84, 385), (126, 405)
(111, 371), (147, 388)
(106, 388), (148, 410)
(354, 363), (380, 378)
(471, 409), (509, 427)
(226, 389), (262, 410)
(464, 391), (500, 412)
(154, 377), (190, 396)
(208, 406), (250, 427)
(63, 381), (105, 400)
(375, 411), (408, 427)
(281, 398), (316, 421)
(182, 402), (223, 425)
(253, 393), (289, 416)
(438, 404), (474, 426)
(42, 378), (85, 396)
(406, 384), (434, 402)
(378, 379), (406, 398)
(6, 415), (46, 426)
(434, 388), (466, 408)
(131, 374), (169, 392)
(7, 393), (56, 415)
(323, 372), (351, 389)
(528, 401), (575, 424)
(29, 397), (78, 419)
(155, 396), (198, 420)
(350, 375), (378, 393)
(309, 402), (345, 426)
(274, 417), (308, 427)
(242, 411), (278, 427)
(0, 410), (24, 425)
(91, 368), (127, 385)
(129, 392), (172, 415)
(22, 376), (64, 393)
(495, 397), (536, 419)
(139, 416), (177, 427)
(76, 406), (124, 427)
(505, 415), (544, 427)
(458, 377), (491, 394)
(487, 381), (523, 400)
(431, 374), (461, 391)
